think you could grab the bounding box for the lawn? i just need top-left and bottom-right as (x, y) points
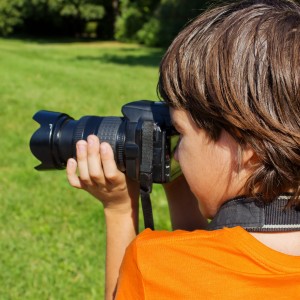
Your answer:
(0, 38), (171, 299)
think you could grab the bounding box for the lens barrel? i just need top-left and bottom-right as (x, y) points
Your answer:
(30, 110), (125, 170)
(30, 100), (181, 183)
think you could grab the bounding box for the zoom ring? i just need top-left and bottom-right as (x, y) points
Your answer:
(97, 117), (123, 157)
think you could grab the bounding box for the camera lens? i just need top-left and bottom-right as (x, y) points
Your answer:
(30, 110), (125, 170)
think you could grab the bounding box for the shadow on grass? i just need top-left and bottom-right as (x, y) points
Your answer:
(8, 36), (166, 67)
(75, 50), (165, 67)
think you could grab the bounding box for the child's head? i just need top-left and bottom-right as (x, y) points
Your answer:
(158, 0), (300, 207)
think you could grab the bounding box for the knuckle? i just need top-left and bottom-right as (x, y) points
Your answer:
(90, 172), (102, 183)
(79, 177), (92, 186)
(105, 172), (118, 182)
(89, 170), (98, 179)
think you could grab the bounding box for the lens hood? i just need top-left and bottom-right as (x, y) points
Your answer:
(30, 110), (73, 170)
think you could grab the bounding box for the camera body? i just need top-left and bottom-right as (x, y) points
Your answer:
(30, 100), (181, 184)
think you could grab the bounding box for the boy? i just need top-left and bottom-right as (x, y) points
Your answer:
(67, 0), (300, 298)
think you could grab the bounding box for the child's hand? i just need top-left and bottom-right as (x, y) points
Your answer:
(66, 135), (139, 213)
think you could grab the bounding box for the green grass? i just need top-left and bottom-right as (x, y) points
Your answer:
(0, 38), (171, 299)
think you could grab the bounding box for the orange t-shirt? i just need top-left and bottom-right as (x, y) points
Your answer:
(115, 226), (300, 299)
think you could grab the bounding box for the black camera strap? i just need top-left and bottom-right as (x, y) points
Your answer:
(139, 121), (155, 230)
(208, 194), (300, 232)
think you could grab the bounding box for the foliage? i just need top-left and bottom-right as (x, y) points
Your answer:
(115, 4), (143, 42)
(1, 0), (214, 45)
(136, 16), (160, 47)
(0, 0), (25, 36)
(115, 0), (211, 47)
(0, 37), (169, 299)
(0, 0), (106, 37)
(96, 0), (119, 39)
(137, 0), (210, 47)
(59, 2), (105, 21)
(115, 0), (160, 42)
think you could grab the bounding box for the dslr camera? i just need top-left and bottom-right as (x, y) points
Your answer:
(30, 100), (181, 185)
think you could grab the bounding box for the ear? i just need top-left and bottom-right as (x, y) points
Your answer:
(241, 144), (258, 167)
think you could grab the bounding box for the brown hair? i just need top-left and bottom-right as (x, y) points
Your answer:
(158, 0), (300, 206)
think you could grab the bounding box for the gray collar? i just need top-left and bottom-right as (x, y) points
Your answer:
(208, 194), (300, 232)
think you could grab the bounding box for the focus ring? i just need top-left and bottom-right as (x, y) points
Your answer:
(97, 117), (122, 155)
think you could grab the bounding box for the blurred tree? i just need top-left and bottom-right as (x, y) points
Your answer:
(0, 0), (107, 37)
(97, 0), (119, 39)
(115, 0), (211, 47)
(115, 0), (160, 42)
(21, 0), (106, 37)
(0, 0), (25, 36)
(138, 0), (209, 47)
(1, 0), (213, 44)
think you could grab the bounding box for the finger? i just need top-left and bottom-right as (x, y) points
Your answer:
(66, 158), (83, 188)
(87, 135), (104, 184)
(100, 142), (124, 184)
(76, 140), (92, 185)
